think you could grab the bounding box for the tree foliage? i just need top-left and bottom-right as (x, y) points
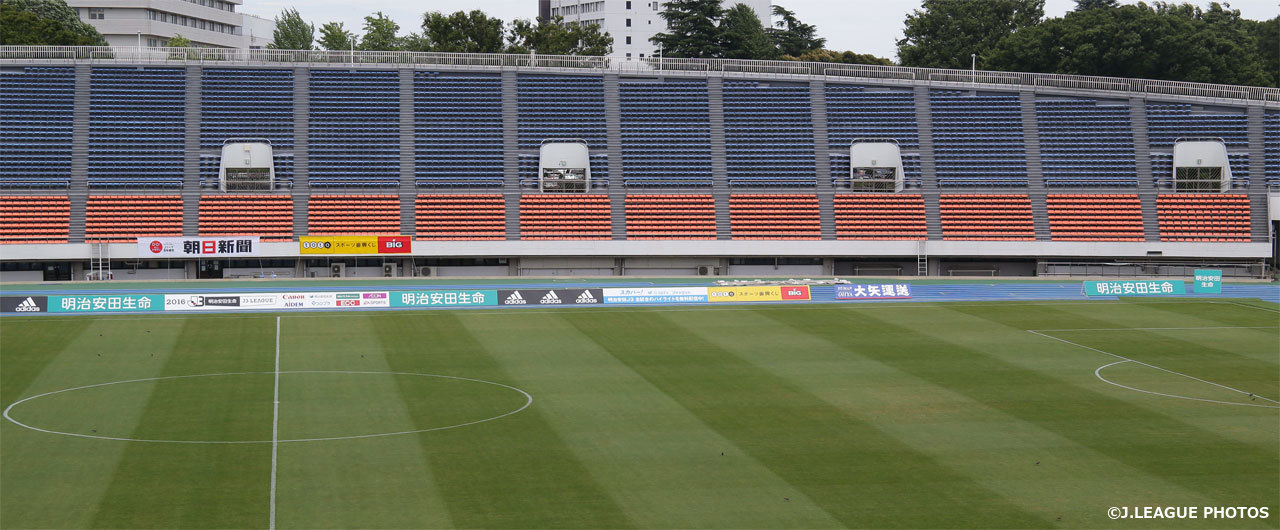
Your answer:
(769, 5), (824, 58)
(987, 2), (1275, 87)
(268, 8), (314, 50)
(359, 12), (400, 51)
(0, 0), (107, 46)
(719, 4), (775, 59)
(165, 34), (192, 47)
(317, 22), (356, 51)
(897, 0), (1044, 69)
(417, 10), (505, 53)
(507, 16), (612, 56)
(651, 0), (724, 58)
(784, 49), (894, 66)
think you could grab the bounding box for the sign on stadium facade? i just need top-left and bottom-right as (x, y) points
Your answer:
(299, 236), (411, 255)
(138, 237), (259, 258)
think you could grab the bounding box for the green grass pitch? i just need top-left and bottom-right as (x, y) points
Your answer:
(2, 299), (1277, 528)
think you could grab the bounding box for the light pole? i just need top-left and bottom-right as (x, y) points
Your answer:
(971, 53), (976, 85)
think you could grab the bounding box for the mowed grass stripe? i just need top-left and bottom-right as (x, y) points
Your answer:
(564, 310), (1050, 529)
(370, 313), (633, 529)
(91, 317), (274, 529)
(274, 315), (454, 529)
(0, 318), (92, 405)
(457, 311), (845, 529)
(2, 318), (188, 529)
(766, 305), (1279, 511)
(659, 307), (1232, 526)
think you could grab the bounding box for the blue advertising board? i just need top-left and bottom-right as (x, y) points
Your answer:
(835, 284), (912, 300)
(1192, 269), (1222, 294)
(1083, 281), (1185, 296)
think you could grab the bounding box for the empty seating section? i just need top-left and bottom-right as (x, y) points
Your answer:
(833, 194), (926, 240)
(1146, 103), (1249, 187)
(1156, 194), (1251, 242)
(415, 194), (506, 240)
(88, 68), (185, 188)
(0, 67), (74, 188)
(1036, 99), (1137, 186)
(619, 80), (713, 187)
(307, 194), (399, 235)
(1264, 111), (1279, 186)
(826, 85), (919, 149)
(309, 70), (400, 187)
(414, 72), (504, 187)
(198, 195), (294, 241)
(0, 196), (70, 244)
(939, 194), (1034, 240)
(84, 195), (183, 242)
(722, 81), (816, 187)
(729, 194), (820, 239)
(829, 153), (922, 187)
(1046, 194), (1143, 241)
(517, 75), (607, 149)
(520, 194), (611, 240)
(200, 69), (294, 148)
(931, 91), (1027, 186)
(517, 153), (609, 188)
(199, 154), (295, 189)
(625, 194), (715, 239)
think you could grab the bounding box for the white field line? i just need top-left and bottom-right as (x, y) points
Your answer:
(1033, 326), (1278, 332)
(270, 316), (280, 530)
(1027, 329), (1280, 406)
(1216, 300), (1280, 314)
(2, 371), (533, 444)
(1094, 361), (1280, 409)
(3, 299), (1272, 323)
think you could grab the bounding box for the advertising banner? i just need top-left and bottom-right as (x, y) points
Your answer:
(1, 296), (48, 313)
(49, 295), (164, 313)
(1083, 280), (1186, 296)
(299, 236), (411, 254)
(602, 287), (709, 304)
(497, 289), (605, 306)
(391, 290), (499, 308)
(835, 284), (912, 300)
(138, 237), (259, 258)
(707, 285), (811, 302)
(1192, 269), (1222, 294)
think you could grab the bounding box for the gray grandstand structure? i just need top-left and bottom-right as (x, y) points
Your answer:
(0, 46), (1277, 281)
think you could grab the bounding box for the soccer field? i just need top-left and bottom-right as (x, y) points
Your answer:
(2, 299), (1277, 529)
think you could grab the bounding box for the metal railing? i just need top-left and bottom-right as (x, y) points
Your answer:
(2, 45), (1279, 103)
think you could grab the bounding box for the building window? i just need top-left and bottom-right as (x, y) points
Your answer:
(148, 38), (159, 47)
(626, 1), (631, 8)
(88, 8), (105, 19)
(625, 36), (631, 45)
(626, 53), (632, 59)
(625, 18), (631, 27)
(653, 1), (660, 9)
(639, 54), (645, 58)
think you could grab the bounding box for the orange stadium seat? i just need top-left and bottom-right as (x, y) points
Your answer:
(1047, 194), (1144, 241)
(1156, 194), (1251, 242)
(199, 195), (295, 241)
(415, 194), (506, 240)
(84, 195), (183, 243)
(0, 196), (71, 244)
(834, 194), (926, 240)
(626, 194), (716, 240)
(939, 194), (1035, 241)
(729, 194), (820, 240)
(307, 194), (400, 235)
(519, 194), (611, 240)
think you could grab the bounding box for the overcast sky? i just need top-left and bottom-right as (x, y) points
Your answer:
(247, 0), (1280, 61)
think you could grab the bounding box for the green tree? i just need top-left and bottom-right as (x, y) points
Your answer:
(317, 21), (356, 51)
(165, 34), (192, 47)
(784, 49), (894, 66)
(651, 0), (724, 58)
(769, 5), (825, 58)
(718, 3), (776, 60)
(987, 2), (1275, 87)
(416, 10), (505, 53)
(359, 12), (401, 51)
(0, 0), (107, 46)
(1074, 0), (1118, 10)
(1246, 16), (1279, 85)
(507, 16), (612, 56)
(268, 8), (314, 50)
(897, 0), (1044, 69)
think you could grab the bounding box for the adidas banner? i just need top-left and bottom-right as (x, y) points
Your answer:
(497, 289), (603, 306)
(1, 296), (47, 313)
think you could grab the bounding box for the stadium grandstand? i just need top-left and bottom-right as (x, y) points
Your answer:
(0, 46), (1276, 281)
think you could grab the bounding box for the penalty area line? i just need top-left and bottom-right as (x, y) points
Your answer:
(1027, 329), (1280, 407)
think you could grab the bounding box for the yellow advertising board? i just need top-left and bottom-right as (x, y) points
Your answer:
(299, 236), (381, 255)
(706, 285), (811, 302)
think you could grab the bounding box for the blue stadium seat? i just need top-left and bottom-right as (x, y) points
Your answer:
(516, 74), (607, 150)
(414, 72), (504, 188)
(1036, 98), (1138, 186)
(930, 90), (1027, 187)
(308, 70), (401, 188)
(722, 81), (816, 187)
(619, 79), (713, 187)
(87, 67), (185, 189)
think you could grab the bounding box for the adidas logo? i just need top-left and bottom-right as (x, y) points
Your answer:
(15, 297), (41, 312)
(540, 290), (562, 304)
(575, 290), (598, 304)
(504, 291), (526, 305)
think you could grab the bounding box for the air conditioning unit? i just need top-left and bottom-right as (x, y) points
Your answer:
(329, 263), (345, 277)
(382, 264), (396, 277)
(698, 266), (710, 276)
(418, 266), (434, 277)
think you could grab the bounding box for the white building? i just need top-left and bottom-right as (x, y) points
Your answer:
(68, 0), (255, 48)
(541, 0), (772, 61)
(240, 13), (275, 49)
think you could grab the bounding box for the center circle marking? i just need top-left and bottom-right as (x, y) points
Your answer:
(2, 371), (534, 444)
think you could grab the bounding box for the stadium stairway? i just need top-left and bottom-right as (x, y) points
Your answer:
(1019, 91), (1050, 241)
(1129, 97), (1161, 241)
(809, 81), (837, 240)
(604, 74), (626, 240)
(913, 88), (944, 241)
(707, 80), (732, 240)
(501, 71), (521, 240)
